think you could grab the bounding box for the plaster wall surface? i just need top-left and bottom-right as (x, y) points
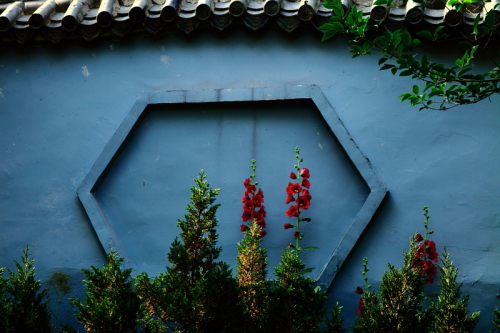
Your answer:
(0, 30), (499, 331)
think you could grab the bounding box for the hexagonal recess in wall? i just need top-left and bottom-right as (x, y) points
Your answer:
(77, 85), (387, 289)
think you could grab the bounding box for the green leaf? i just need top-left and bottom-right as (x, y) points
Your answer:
(434, 25), (445, 36)
(416, 30), (433, 39)
(472, 14), (481, 35)
(412, 84), (420, 94)
(399, 70), (413, 76)
(478, 25), (491, 35)
(401, 30), (412, 46)
(485, 10), (496, 28)
(300, 268), (315, 274)
(304, 246), (320, 251)
(380, 64), (395, 70)
(399, 92), (413, 102)
(391, 67), (398, 75)
(459, 40), (473, 49)
(428, 90), (443, 98)
(378, 57), (389, 65)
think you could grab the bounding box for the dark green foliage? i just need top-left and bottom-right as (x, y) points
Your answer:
(71, 249), (149, 333)
(236, 221), (270, 333)
(321, 302), (346, 333)
(270, 247), (327, 333)
(492, 308), (500, 332)
(351, 247), (426, 333)
(3, 246), (52, 333)
(0, 267), (9, 332)
(136, 171), (244, 333)
(425, 248), (480, 333)
(320, 0), (500, 111)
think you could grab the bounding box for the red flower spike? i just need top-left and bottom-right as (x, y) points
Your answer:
(240, 224), (248, 232)
(259, 230), (267, 237)
(300, 168), (310, 178)
(301, 178), (311, 189)
(355, 286), (363, 294)
(296, 196), (311, 210)
(293, 231), (300, 238)
(283, 223), (294, 229)
(285, 205), (300, 217)
(285, 194), (295, 204)
(289, 172), (297, 179)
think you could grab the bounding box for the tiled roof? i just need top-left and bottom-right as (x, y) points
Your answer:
(0, 0), (491, 44)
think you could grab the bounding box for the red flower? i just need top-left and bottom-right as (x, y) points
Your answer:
(293, 231), (301, 238)
(252, 211), (265, 223)
(301, 189), (312, 200)
(425, 240), (438, 261)
(259, 230), (267, 237)
(414, 245), (427, 259)
(413, 260), (426, 274)
(241, 210), (252, 222)
(289, 172), (297, 179)
(285, 205), (300, 217)
(301, 178), (311, 189)
(300, 168), (310, 178)
(283, 223), (294, 229)
(285, 194), (295, 204)
(252, 194), (263, 207)
(243, 178), (256, 193)
(355, 286), (363, 294)
(286, 182), (302, 194)
(415, 233), (423, 242)
(243, 200), (254, 211)
(240, 224), (248, 232)
(259, 206), (267, 217)
(356, 298), (365, 316)
(296, 196), (311, 210)
(257, 222), (267, 228)
(426, 276), (435, 284)
(414, 260), (437, 275)
(241, 192), (250, 203)
(424, 260), (437, 275)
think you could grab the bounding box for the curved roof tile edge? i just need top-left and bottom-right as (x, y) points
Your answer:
(0, 0), (494, 44)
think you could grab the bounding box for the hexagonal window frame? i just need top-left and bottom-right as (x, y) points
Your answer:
(77, 85), (387, 289)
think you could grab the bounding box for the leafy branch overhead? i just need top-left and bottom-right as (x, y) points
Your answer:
(320, 0), (500, 111)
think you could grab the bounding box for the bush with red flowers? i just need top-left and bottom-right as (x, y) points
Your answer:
(352, 207), (480, 333)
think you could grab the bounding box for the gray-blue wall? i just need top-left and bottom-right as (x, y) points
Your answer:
(1, 30), (499, 331)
